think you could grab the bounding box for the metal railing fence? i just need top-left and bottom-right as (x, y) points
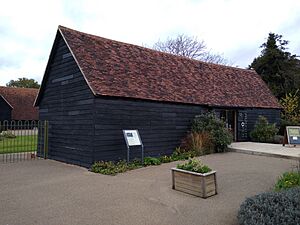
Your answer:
(0, 120), (48, 163)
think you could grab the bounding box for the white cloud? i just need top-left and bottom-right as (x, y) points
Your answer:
(0, 0), (300, 85)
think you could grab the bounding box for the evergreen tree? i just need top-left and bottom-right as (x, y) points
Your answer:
(250, 33), (300, 99)
(6, 77), (40, 89)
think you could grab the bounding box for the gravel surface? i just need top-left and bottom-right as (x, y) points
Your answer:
(0, 152), (297, 225)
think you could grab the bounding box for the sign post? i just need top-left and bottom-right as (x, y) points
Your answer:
(283, 126), (300, 147)
(123, 130), (144, 164)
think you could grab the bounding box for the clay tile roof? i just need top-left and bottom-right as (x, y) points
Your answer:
(42, 26), (281, 109)
(0, 86), (39, 120)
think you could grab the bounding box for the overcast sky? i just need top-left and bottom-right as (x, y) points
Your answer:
(0, 0), (300, 86)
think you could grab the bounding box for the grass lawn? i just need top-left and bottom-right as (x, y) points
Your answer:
(0, 135), (38, 154)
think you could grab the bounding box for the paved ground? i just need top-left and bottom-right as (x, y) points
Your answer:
(229, 142), (300, 160)
(0, 152), (297, 225)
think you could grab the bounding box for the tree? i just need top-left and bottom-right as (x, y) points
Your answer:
(249, 33), (300, 99)
(152, 34), (231, 65)
(6, 77), (40, 89)
(280, 89), (300, 123)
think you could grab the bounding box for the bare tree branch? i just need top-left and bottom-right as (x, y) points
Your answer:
(152, 34), (232, 66)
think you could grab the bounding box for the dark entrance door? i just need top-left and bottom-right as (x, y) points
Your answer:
(219, 110), (237, 141)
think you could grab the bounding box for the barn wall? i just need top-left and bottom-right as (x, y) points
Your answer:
(237, 108), (281, 141)
(38, 33), (94, 167)
(0, 97), (12, 121)
(93, 97), (206, 162)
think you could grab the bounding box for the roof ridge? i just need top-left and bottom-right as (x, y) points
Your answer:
(58, 25), (254, 73)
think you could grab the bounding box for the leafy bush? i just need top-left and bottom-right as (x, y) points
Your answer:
(90, 160), (142, 175)
(250, 116), (278, 143)
(191, 112), (232, 152)
(275, 172), (300, 191)
(91, 147), (204, 175)
(279, 118), (300, 136)
(180, 132), (213, 155)
(238, 187), (300, 225)
(143, 157), (161, 166)
(280, 90), (300, 123)
(159, 155), (173, 163)
(177, 158), (212, 174)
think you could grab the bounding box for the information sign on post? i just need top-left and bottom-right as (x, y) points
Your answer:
(123, 130), (144, 164)
(283, 126), (300, 146)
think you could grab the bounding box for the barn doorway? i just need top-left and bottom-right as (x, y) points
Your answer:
(219, 110), (237, 141)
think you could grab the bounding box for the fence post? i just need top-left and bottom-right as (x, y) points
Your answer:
(43, 121), (49, 159)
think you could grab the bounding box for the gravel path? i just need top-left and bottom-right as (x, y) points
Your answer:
(0, 152), (296, 225)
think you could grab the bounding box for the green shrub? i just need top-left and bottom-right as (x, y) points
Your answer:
(238, 187), (300, 225)
(91, 161), (119, 175)
(275, 171), (300, 191)
(91, 146), (205, 175)
(91, 147), (208, 176)
(279, 118), (300, 135)
(191, 112), (232, 152)
(143, 157), (161, 166)
(250, 116), (278, 143)
(159, 155), (173, 163)
(280, 90), (300, 126)
(90, 160), (142, 175)
(176, 158), (212, 174)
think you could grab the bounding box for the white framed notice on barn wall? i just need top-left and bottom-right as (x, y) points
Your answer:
(123, 130), (144, 164)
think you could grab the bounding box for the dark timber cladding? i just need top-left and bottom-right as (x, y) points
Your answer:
(38, 33), (94, 167)
(94, 97), (205, 161)
(35, 26), (282, 167)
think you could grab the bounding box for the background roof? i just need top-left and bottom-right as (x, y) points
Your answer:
(0, 86), (39, 120)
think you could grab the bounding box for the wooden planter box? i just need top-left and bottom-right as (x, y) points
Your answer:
(171, 168), (217, 198)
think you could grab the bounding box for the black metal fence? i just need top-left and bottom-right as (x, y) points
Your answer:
(0, 120), (48, 163)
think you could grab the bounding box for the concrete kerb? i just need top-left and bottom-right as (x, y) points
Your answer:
(228, 147), (300, 160)
(228, 142), (300, 161)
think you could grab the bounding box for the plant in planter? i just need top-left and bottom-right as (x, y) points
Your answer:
(171, 158), (217, 198)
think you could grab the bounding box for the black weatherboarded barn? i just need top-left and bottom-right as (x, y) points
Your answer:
(35, 26), (282, 167)
(0, 86), (39, 122)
